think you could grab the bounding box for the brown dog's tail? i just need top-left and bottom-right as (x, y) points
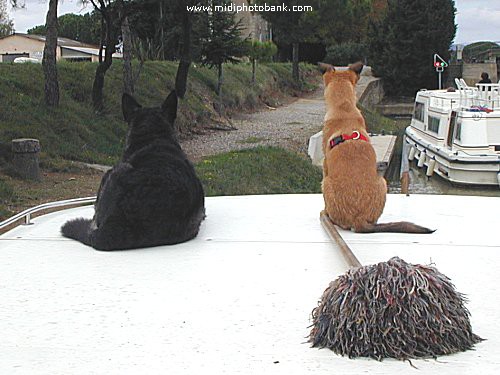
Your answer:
(355, 221), (435, 234)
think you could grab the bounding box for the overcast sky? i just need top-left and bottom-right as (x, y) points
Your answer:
(7, 0), (500, 45)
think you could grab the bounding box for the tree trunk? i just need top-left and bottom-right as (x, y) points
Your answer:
(215, 63), (224, 115)
(175, 9), (193, 98)
(92, 11), (116, 112)
(251, 58), (256, 84)
(159, 0), (165, 60)
(98, 16), (105, 63)
(292, 42), (299, 83)
(121, 15), (133, 95)
(42, 0), (59, 107)
(216, 63), (223, 97)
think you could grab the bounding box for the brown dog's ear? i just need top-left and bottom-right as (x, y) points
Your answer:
(318, 62), (335, 74)
(348, 61), (364, 75)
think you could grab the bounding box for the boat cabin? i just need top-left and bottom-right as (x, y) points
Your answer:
(406, 80), (500, 186)
(410, 82), (500, 154)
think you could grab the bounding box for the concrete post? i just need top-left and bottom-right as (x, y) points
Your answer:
(12, 138), (41, 181)
(400, 136), (410, 196)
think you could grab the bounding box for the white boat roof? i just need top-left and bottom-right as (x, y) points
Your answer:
(1, 194), (500, 374)
(417, 89), (462, 99)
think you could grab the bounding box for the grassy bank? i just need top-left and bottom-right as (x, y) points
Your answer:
(196, 146), (322, 196)
(0, 61), (319, 220)
(0, 61), (319, 166)
(359, 104), (400, 135)
(0, 147), (322, 222)
(0, 61), (400, 222)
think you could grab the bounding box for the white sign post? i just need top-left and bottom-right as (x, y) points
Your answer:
(433, 53), (448, 89)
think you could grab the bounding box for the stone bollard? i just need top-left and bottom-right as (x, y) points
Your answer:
(12, 138), (41, 181)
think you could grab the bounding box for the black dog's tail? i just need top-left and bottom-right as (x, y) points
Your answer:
(61, 218), (93, 246)
(355, 221), (435, 234)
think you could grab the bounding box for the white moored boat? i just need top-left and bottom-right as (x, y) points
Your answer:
(405, 79), (500, 187)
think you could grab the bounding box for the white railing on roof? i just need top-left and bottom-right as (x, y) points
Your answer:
(475, 83), (500, 109)
(429, 96), (458, 110)
(0, 196), (96, 231)
(455, 78), (500, 110)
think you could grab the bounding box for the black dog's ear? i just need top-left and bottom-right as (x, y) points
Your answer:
(122, 93), (142, 122)
(162, 90), (178, 122)
(348, 61), (364, 75)
(318, 62), (335, 74)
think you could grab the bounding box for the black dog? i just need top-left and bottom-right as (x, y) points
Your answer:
(61, 91), (205, 250)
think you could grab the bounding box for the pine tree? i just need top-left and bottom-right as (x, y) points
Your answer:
(367, 0), (456, 96)
(200, 0), (246, 97)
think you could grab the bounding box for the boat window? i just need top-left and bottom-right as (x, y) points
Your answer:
(413, 102), (425, 122)
(428, 116), (440, 133)
(454, 120), (462, 141)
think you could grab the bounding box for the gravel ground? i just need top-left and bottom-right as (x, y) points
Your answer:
(180, 88), (326, 162)
(180, 71), (376, 162)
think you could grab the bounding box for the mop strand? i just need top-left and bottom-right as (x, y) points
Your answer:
(309, 256), (484, 360)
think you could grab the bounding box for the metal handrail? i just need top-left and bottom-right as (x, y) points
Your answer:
(0, 196), (96, 231)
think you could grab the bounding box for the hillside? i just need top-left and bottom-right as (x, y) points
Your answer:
(0, 61), (319, 166)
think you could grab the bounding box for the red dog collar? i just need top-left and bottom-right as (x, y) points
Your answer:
(329, 131), (369, 148)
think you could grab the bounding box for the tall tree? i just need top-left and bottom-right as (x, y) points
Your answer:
(200, 0), (246, 97)
(120, 10), (133, 94)
(174, 3), (192, 98)
(174, 0), (206, 99)
(0, 0), (14, 37)
(245, 40), (277, 83)
(367, 0), (456, 96)
(9, 0), (60, 106)
(126, 0), (207, 98)
(42, 0), (60, 106)
(315, 0), (373, 45)
(28, 12), (101, 45)
(256, 0), (313, 82)
(85, 0), (120, 112)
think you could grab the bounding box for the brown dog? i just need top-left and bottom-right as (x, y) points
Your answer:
(319, 62), (433, 233)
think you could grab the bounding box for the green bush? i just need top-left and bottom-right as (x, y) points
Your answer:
(246, 40), (278, 62)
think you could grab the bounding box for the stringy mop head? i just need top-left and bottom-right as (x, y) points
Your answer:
(309, 257), (483, 360)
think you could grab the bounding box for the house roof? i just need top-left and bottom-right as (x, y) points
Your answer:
(1, 33), (122, 59)
(61, 45), (123, 59)
(4, 33), (99, 49)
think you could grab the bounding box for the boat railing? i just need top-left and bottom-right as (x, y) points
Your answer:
(429, 96), (460, 110)
(0, 196), (96, 232)
(455, 78), (500, 111)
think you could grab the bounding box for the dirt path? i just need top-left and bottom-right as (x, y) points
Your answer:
(180, 70), (377, 162)
(180, 88), (325, 162)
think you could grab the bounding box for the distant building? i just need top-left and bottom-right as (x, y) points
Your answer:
(475, 46), (500, 64)
(0, 33), (122, 63)
(232, 0), (271, 41)
(450, 44), (464, 62)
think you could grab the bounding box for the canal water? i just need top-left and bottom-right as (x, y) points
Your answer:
(385, 119), (500, 197)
